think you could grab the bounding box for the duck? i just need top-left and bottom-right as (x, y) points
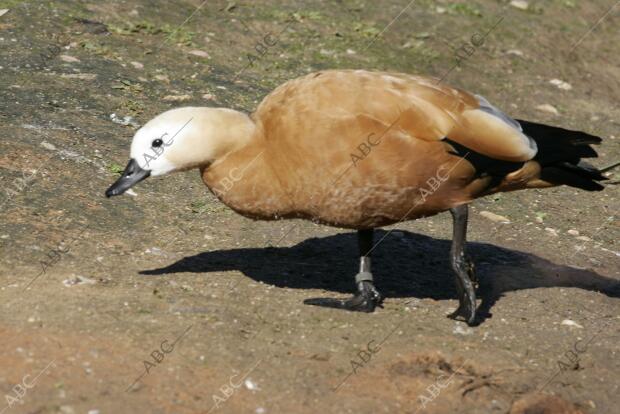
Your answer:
(105, 69), (606, 326)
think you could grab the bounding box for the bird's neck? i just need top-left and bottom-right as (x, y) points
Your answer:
(200, 118), (289, 219)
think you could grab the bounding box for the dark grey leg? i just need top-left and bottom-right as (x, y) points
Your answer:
(304, 229), (383, 312)
(342, 229), (383, 312)
(448, 204), (478, 325)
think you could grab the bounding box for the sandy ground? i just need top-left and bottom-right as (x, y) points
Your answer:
(0, 1), (619, 413)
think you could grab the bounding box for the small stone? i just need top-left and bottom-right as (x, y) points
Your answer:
(40, 141), (57, 151)
(59, 406), (75, 414)
(154, 74), (170, 82)
(436, 6), (446, 13)
(146, 247), (164, 255)
(188, 50), (210, 58)
(87, 410), (100, 414)
(59, 55), (80, 62)
(0, 9), (9, 18)
(506, 49), (524, 57)
(244, 378), (259, 391)
(576, 236), (592, 242)
(567, 229), (579, 236)
(163, 94), (192, 102)
(549, 79), (572, 90)
(61, 73), (97, 80)
(561, 319), (583, 329)
(202, 93), (216, 100)
(544, 227), (559, 237)
(536, 104), (559, 115)
(63, 275), (96, 287)
(216, 85), (227, 90)
(110, 113), (140, 128)
(125, 189), (137, 197)
(510, 0), (529, 10)
(453, 324), (473, 335)
(346, 48), (356, 55)
(480, 211), (510, 223)
(130, 61), (144, 69)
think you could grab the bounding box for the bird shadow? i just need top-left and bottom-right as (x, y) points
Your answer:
(140, 230), (619, 325)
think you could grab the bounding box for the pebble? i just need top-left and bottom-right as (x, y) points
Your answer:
(536, 104), (559, 115)
(40, 141), (57, 151)
(63, 275), (96, 287)
(0, 9), (8, 17)
(576, 236), (592, 242)
(145, 247), (164, 255)
(110, 113), (140, 128)
(61, 73), (97, 80)
(88, 410), (100, 414)
(189, 50), (210, 58)
(59, 55), (80, 63)
(561, 319), (583, 329)
(346, 48), (356, 55)
(480, 211), (510, 223)
(59, 406), (75, 414)
(544, 227), (559, 237)
(163, 94), (192, 102)
(154, 74), (170, 82)
(567, 229), (579, 236)
(245, 378), (259, 390)
(549, 79), (572, 90)
(125, 189), (137, 196)
(510, 0), (529, 10)
(202, 93), (216, 100)
(453, 324), (473, 335)
(436, 6), (446, 13)
(130, 61), (144, 69)
(506, 49), (524, 57)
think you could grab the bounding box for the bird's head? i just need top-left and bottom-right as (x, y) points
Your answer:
(105, 106), (254, 197)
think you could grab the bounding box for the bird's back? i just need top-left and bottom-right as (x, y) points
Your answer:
(247, 70), (531, 227)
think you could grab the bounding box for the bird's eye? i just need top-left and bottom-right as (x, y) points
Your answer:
(152, 138), (164, 148)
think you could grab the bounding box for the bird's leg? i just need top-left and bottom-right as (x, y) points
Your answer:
(303, 229), (383, 312)
(448, 204), (477, 325)
(341, 229), (383, 312)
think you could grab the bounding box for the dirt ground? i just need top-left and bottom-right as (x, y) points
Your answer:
(1, 1), (619, 413)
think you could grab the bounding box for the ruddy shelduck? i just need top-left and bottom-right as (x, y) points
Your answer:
(106, 70), (606, 325)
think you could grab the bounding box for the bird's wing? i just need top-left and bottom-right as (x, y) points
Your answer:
(253, 70), (537, 163)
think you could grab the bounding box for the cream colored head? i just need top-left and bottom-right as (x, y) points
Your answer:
(106, 106), (255, 197)
(131, 106), (254, 176)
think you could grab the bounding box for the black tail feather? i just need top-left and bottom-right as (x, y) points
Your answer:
(517, 120), (606, 191)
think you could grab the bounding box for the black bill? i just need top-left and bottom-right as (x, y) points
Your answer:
(105, 159), (150, 197)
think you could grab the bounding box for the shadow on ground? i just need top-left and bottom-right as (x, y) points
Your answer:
(140, 231), (620, 324)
